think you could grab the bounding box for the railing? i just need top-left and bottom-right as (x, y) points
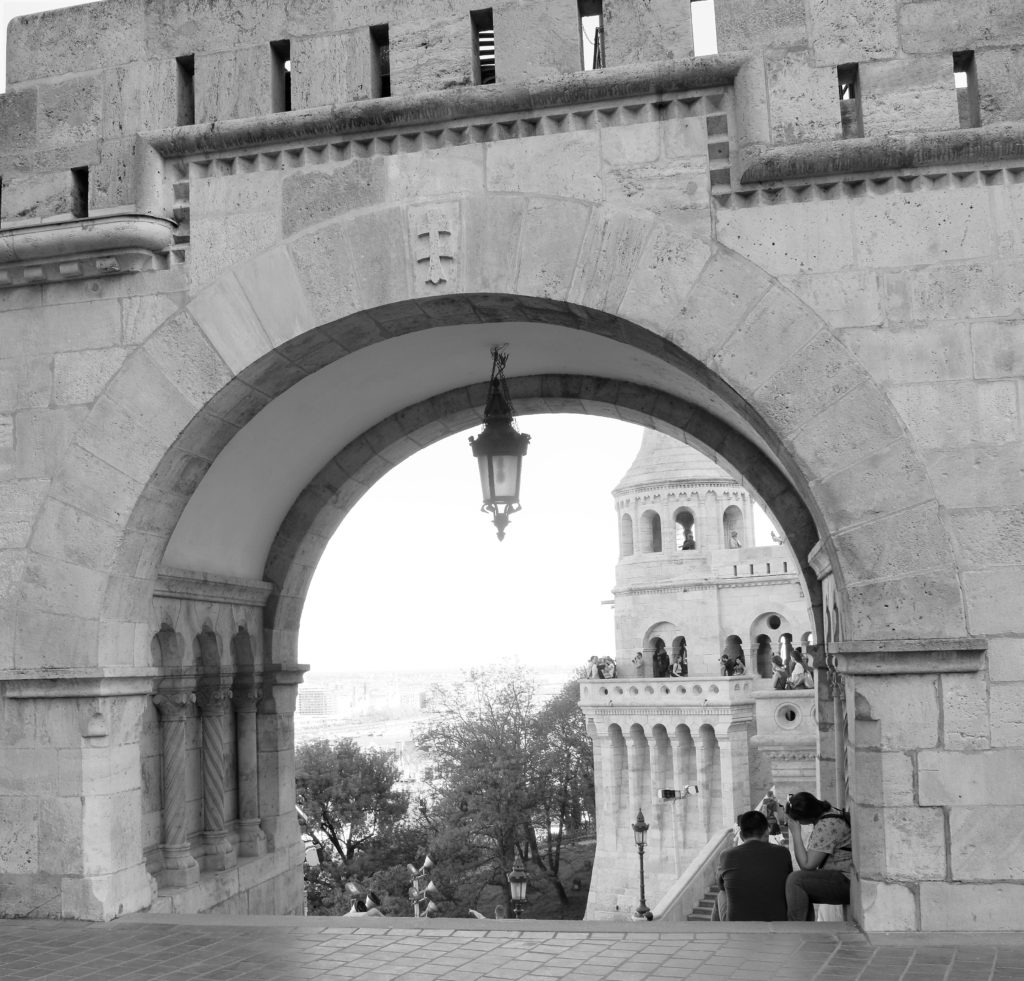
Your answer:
(579, 676), (755, 708)
(649, 826), (735, 921)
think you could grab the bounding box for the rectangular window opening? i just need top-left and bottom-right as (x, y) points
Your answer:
(176, 55), (195, 125)
(838, 63), (863, 138)
(732, 564), (738, 578)
(578, 0), (604, 71)
(370, 24), (391, 98)
(953, 50), (980, 128)
(472, 9), (496, 85)
(271, 39), (292, 113)
(71, 167), (89, 219)
(690, 0), (718, 57)
(749, 563), (754, 575)
(766, 562), (771, 574)
(783, 561), (788, 573)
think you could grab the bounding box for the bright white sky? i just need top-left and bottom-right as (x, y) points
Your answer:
(3, 2), (737, 678)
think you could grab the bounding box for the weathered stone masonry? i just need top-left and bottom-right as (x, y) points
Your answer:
(0, 0), (1020, 931)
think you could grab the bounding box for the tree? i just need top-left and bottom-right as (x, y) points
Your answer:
(295, 738), (410, 862)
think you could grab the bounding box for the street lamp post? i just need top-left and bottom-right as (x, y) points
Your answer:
(507, 854), (529, 919)
(632, 809), (651, 920)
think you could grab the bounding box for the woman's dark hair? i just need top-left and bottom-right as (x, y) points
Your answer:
(784, 792), (831, 822)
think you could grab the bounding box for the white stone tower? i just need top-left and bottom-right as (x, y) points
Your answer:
(581, 431), (817, 919)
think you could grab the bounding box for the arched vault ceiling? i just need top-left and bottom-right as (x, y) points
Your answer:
(163, 320), (777, 580)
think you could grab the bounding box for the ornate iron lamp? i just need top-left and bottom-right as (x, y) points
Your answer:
(507, 854), (529, 918)
(469, 346), (530, 541)
(632, 809), (652, 920)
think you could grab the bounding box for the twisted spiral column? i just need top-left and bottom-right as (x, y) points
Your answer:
(197, 684), (236, 871)
(153, 689), (200, 888)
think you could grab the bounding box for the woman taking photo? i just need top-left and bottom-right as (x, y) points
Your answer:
(779, 791), (852, 920)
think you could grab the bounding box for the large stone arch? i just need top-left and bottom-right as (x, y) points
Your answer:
(13, 197), (965, 670)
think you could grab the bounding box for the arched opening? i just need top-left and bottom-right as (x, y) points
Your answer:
(619, 512), (634, 557)
(670, 635), (688, 677)
(754, 633), (773, 677)
(722, 634), (745, 675)
(649, 635), (670, 677)
(674, 507), (696, 550)
(640, 510), (662, 553)
(723, 504), (744, 549)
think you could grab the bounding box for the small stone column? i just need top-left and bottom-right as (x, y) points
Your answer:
(695, 727), (715, 835)
(234, 680), (266, 857)
(715, 719), (753, 827)
(196, 683), (237, 871)
(153, 689), (200, 888)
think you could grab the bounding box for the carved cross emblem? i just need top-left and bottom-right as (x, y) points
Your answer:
(416, 210), (454, 284)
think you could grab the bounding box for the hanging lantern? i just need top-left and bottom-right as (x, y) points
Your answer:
(469, 346), (530, 541)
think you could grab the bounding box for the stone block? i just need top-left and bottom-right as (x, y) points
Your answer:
(59, 745), (143, 799)
(121, 293), (183, 347)
(61, 862), (153, 920)
(390, 14), (474, 98)
(408, 200), (461, 295)
(91, 139), (138, 212)
(848, 748), (915, 807)
(494, 0), (580, 82)
(781, 271), (883, 330)
(766, 53), (842, 145)
(31, 499), (123, 572)
(1, 170), (84, 224)
(941, 674), (990, 750)
(0, 88), (37, 152)
(716, 199), (855, 276)
(0, 873), (61, 917)
(346, 207), (418, 311)
(854, 804), (947, 880)
(514, 196), (589, 300)
(461, 195), (526, 294)
(717, 0), (807, 51)
(843, 572), (968, 640)
(52, 348), (126, 406)
(188, 274), (275, 375)
(849, 675), (940, 751)
(948, 504), (1024, 571)
(900, 1), (1024, 55)
(143, 310), (234, 412)
(0, 478), (49, 550)
(860, 55), (959, 136)
(710, 285), (823, 395)
(604, 0), (693, 63)
(291, 31), (373, 109)
(919, 748), (1024, 806)
(977, 47), (1024, 125)
(806, 0), (899, 64)
(6, 0), (145, 83)
(196, 45), (273, 123)
(920, 882), (1024, 931)
(922, 442), (1024, 510)
(282, 161), (384, 238)
(948, 805), (1024, 881)
(1, 298), (122, 358)
(0, 357), (51, 413)
(894, 260), (1024, 323)
(233, 247), (317, 349)
(386, 144), (485, 204)
(18, 553), (108, 621)
(38, 795), (83, 875)
(14, 406), (88, 479)
(603, 141), (710, 225)
(50, 443), (143, 527)
(36, 73), (102, 149)
(0, 748), (58, 796)
(488, 130), (603, 201)
(101, 59), (177, 139)
(972, 320), (1024, 379)
(841, 322), (973, 388)
(568, 211), (649, 314)
(855, 878), (918, 933)
(989, 683), (1024, 747)
(987, 636), (1024, 683)
(756, 329), (869, 437)
(619, 222), (713, 342)
(888, 380), (1018, 451)
(0, 796), (39, 873)
(963, 567), (1024, 635)
(14, 608), (99, 670)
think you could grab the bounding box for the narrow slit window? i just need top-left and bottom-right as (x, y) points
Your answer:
(954, 50), (980, 128)
(271, 40), (291, 112)
(766, 563), (771, 574)
(690, 0), (718, 56)
(371, 24), (390, 98)
(472, 10), (496, 84)
(749, 563), (754, 575)
(838, 63), (864, 138)
(176, 55), (195, 125)
(71, 167), (88, 219)
(578, 0), (604, 71)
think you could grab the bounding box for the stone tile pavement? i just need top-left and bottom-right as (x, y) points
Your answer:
(1, 915), (1023, 981)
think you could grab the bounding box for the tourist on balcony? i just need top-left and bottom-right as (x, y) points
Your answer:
(787, 653), (812, 689)
(771, 655), (789, 689)
(779, 792), (851, 920)
(713, 810), (792, 921)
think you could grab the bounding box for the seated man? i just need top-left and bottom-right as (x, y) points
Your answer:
(714, 811), (792, 921)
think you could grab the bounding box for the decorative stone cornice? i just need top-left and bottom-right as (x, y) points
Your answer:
(0, 667), (160, 699)
(0, 215), (175, 290)
(155, 567), (275, 608)
(806, 541), (831, 581)
(830, 637), (988, 676)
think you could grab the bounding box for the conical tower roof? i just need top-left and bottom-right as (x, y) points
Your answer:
(614, 429), (733, 494)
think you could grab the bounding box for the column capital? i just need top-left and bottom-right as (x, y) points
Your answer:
(829, 638), (987, 676)
(153, 688), (195, 720)
(196, 683), (232, 714)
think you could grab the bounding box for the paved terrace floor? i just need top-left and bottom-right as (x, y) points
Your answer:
(3, 915), (1023, 981)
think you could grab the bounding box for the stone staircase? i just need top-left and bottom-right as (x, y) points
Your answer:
(687, 883), (720, 921)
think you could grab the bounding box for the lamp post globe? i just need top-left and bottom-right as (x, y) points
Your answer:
(506, 854), (529, 919)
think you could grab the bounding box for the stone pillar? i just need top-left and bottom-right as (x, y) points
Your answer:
(153, 688), (200, 888)
(257, 666), (306, 855)
(833, 638), (987, 935)
(695, 727), (715, 835)
(714, 719), (752, 826)
(196, 683), (236, 871)
(234, 680), (266, 857)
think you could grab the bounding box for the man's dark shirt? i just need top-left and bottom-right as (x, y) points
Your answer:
(717, 839), (792, 921)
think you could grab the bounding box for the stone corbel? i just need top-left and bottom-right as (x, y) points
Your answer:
(829, 638), (988, 676)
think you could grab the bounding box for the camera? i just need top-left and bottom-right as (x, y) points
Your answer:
(659, 785), (698, 799)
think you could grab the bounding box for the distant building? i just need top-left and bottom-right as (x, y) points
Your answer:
(296, 687), (336, 716)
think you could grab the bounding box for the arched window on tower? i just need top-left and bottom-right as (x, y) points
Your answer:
(723, 504), (744, 548)
(675, 508), (696, 550)
(619, 513), (634, 557)
(671, 636), (688, 676)
(640, 510), (662, 552)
